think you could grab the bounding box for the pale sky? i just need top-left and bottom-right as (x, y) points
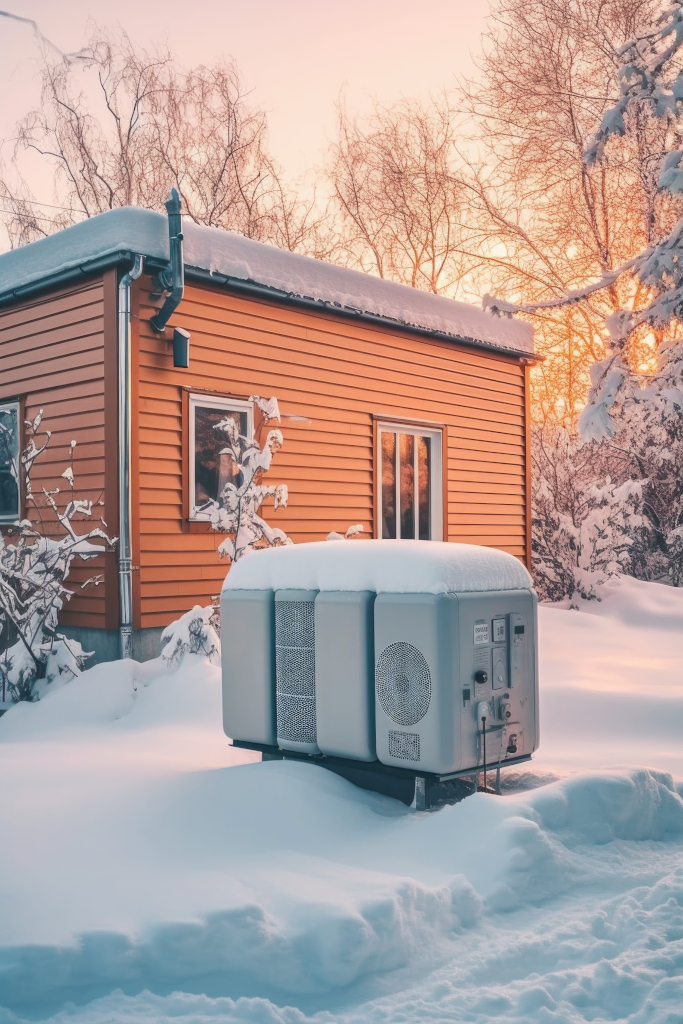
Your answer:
(0, 0), (492, 181)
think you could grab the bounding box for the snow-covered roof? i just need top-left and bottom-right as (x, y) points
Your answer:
(0, 203), (532, 356)
(0, 207), (534, 356)
(222, 540), (533, 595)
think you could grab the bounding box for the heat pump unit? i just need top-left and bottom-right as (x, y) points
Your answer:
(221, 540), (539, 783)
(373, 589), (537, 776)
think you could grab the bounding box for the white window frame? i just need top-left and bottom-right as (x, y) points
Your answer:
(0, 399), (20, 524)
(188, 393), (254, 520)
(376, 420), (443, 541)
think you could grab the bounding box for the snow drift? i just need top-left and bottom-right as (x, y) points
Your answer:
(0, 576), (682, 1024)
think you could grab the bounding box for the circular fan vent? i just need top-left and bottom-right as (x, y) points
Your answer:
(376, 642), (431, 726)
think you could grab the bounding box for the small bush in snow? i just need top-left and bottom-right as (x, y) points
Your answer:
(0, 411), (115, 703)
(326, 524), (364, 541)
(160, 605), (221, 667)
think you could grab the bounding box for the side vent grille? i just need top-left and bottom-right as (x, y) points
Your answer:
(376, 642), (431, 726)
(275, 599), (317, 745)
(388, 729), (420, 761)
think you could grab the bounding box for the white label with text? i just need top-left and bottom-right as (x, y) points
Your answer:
(474, 622), (489, 645)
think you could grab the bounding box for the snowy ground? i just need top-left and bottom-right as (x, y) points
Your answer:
(1, 577), (683, 1024)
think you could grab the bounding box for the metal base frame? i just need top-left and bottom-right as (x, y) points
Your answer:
(230, 740), (532, 809)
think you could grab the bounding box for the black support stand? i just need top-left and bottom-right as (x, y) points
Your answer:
(231, 740), (532, 810)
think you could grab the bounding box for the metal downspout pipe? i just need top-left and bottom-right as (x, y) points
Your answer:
(118, 255), (144, 659)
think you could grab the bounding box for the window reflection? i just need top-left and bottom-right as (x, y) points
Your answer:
(379, 426), (439, 541)
(381, 431), (396, 539)
(194, 406), (248, 505)
(0, 403), (19, 521)
(399, 433), (415, 539)
(417, 435), (431, 540)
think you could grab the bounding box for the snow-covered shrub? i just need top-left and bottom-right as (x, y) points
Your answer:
(531, 305), (683, 595)
(192, 395), (292, 562)
(532, 426), (649, 602)
(326, 524), (364, 541)
(1, 635), (94, 703)
(160, 605), (220, 667)
(0, 410), (114, 703)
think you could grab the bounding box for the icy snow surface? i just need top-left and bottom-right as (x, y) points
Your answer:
(0, 208), (533, 354)
(223, 539), (533, 594)
(1, 577), (683, 1023)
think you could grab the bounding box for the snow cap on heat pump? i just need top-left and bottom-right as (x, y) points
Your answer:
(222, 539), (532, 594)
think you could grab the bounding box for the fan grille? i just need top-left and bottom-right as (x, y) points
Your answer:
(275, 599), (317, 745)
(376, 642), (431, 726)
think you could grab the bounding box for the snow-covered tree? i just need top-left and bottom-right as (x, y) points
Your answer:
(0, 410), (115, 703)
(0, 29), (327, 256)
(531, 426), (650, 601)
(485, 1), (683, 596)
(486, 0), (683, 443)
(573, 1), (683, 443)
(467, 0), (672, 425)
(192, 395), (292, 562)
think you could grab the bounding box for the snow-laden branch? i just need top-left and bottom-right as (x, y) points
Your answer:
(482, 256), (640, 317)
(1, 416), (116, 704)
(485, 0), (683, 445)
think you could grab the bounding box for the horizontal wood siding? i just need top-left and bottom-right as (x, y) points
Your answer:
(0, 277), (113, 630)
(135, 278), (528, 629)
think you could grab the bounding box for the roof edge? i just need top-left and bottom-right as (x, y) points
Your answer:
(0, 241), (538, 362)
(0, 250), (167, 308)
(184, 265), (539, 361)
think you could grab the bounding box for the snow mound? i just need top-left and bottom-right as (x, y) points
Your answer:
(560, 572), (683, 630)
(1, 575), (683, 1024)
(528, 767), (683, 843)
(223, 539), (533, 594)
(536, 577), (683, 775)
(0, 749), (680, 1014)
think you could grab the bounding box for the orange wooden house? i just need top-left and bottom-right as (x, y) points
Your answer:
(0, 199), (535, 662)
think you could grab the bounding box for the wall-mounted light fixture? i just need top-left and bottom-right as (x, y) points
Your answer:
(173, 328), (191, 368)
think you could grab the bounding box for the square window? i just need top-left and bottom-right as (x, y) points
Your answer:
(188, 394), (254, 520)
(0, 401), (20, 523)
(377, 422), (443, 540)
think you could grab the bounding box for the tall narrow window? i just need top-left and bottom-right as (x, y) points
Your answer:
(377, 422), (443, 540)
(417, 434), (431, 540)
(381, 431), (396, 539)
(399, 433), (415, 539)
(188, 394), (254, 519)
(0, 401), (20, 523)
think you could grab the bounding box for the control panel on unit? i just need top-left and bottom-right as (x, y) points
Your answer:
(464, 609), (529, 725)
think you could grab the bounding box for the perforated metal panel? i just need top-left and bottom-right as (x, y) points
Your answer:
(276, 600), (315, 649)
(275, 597), (318, 747)
(376, 642), (431, 726)
(388, 729), (420, 761)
